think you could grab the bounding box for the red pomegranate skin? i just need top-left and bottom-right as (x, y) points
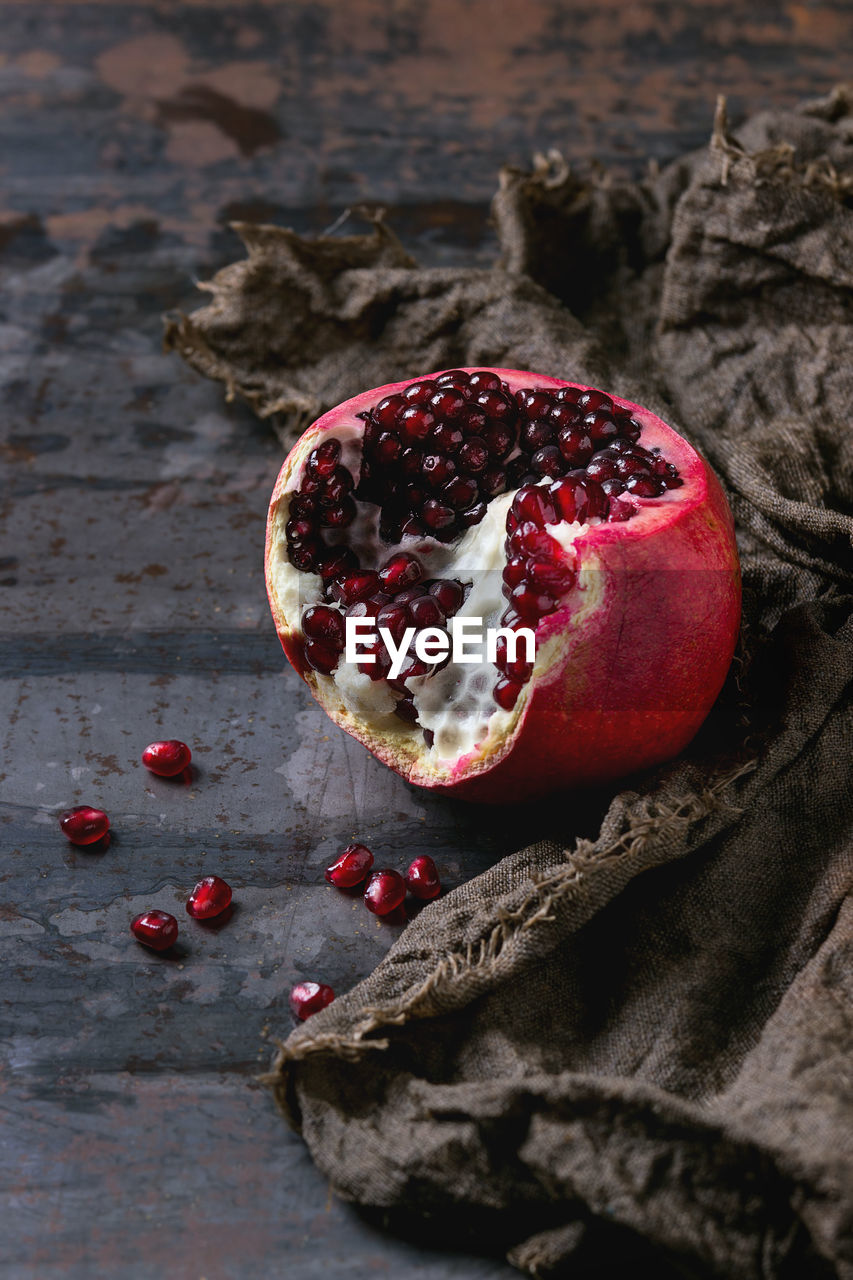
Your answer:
(265, 370), (741, 802)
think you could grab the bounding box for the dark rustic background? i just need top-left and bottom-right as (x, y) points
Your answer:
(2, 3), (851, 1278)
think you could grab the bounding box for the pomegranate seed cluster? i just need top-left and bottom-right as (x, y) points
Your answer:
(283, 372), (682, 716)
(324, 844), (441, 911)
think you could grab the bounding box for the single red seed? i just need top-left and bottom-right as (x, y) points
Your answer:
(331, 570), (381, 606)
(512, 486), (556, 527)
(430, 421), (464, 453)
(429, 388), (466, 419)
(323, 465), (354, 503)
(141, 740), (192, 777)
(374, 432), (403, 465)
(285, 516), (315, 543)
(59, 805), (110, 845)
(530, 445), (564, 478)
(398, 405), (435, 444)
(527, 560), (575, 594)
(376, 601), (410, 642)
(409, 595), (446, 629)
(517, 389), (555, 417)
(502, 556), (527, 589)
(186, 875), (232, 919)
(302, 605), (345, 648)
(304, 638), (340, 673)
(379, 552), (423, 595)
(405, 855), (441, 900)
(403, 379), (437, 404)
(577, 389), (614, 414)
(373, 394), (406, 428)
(422, 454), (457, 487)
(521, 418), (555, 451)
(467, 370), (502, 393)
(307, 438), (341, 478)
(626, 474), (664, 497)
(510, 583), (556, 619)
(493, 678), (523, 710)
(459, 501), (487, 527)
(131, 910), (178, 952)
(422, 499), (456, 530)
(428, 579), (465, 613)
(557, 426), (594, 465)
(443, 475), (479, 510)
(435, 369), (471, 388)
(289, 981), (335, 1021)
(318, 546), (358, 582)
(320, 496), (356, 528)
(325, 843), (374, 888)
(458, 438), (489, 474)
(363, 868), (406, 916)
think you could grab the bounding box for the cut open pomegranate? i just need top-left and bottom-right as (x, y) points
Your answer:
(265, 370), (740, 801)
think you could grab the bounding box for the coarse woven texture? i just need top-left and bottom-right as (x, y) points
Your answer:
(166, 91), (853, 1279)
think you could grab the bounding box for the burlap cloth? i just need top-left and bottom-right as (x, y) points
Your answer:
(165, 92), (853, 1278)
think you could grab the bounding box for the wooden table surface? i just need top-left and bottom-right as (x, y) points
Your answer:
(2, 4), (850, 1277)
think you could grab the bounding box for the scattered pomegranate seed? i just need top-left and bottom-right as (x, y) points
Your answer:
(363, 869), (406, 916)
(59, 805), (109, 845)
(405, 855), (441, 900)
(141, 739), (192, 777)
(130, 910), (178, 952)
(325, 843), (374, 888)
(289, 981), (335, 1021)
(186, 875), (233, 919)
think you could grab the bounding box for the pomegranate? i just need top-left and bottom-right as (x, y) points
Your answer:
(130, 910), (178, 952)
(186, 875), (232, 919)
(289, 981), (335, 1021)
(265, 370), (740, 801)
(325, 843), (374, 888)
(59, 806), (110, 845)
(142, 739), (192, 777)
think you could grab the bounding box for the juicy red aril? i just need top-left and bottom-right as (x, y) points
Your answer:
(428, 578), (464, 613)
(480, 465), (507, 497)
(59, 805), (110, 845)
(304, 638), (340, 673)
(521, 418), (555, 451)
(578, 389), (613, 414)
(373, 394), (406, 428)
(467, 370), (501, 392)
(422, 499), (456, 530)
(131, 910), (178, 952)
(460, 501), (487, 527)
(512, 525), (562, 560)
(517, 389), (555, 417)
(405, 855), (441, 900)
(584, 411), (620, 443)
(319, 546), (357, 581)
(331, 570), (380, 606)
(399, 406), (434, 443)
(483, 422), (514, 458)
(458, 439), (489, 473)
(528, 560), (575, 593)
(474, 389), (516, 422)
(320, 497), (356, 528)
(409, 595), (446, 628)
(510, 584), (556, 619)
(288, 540), (322, 571)
(307, 439), (341, 478)
(494, 678), (523, 710)
(289, 981), (335, 1021)
(557, 426), (594, 465)
(302, 605), (345, 648)
(443, 476), (479, 509)
(403, 379), (437, 404)
(435, 369), (470, 388)
(323, 466), (354, 503)
(375, 432), (402, 464)
(142, 740), (192, 777)
(379, 553), (423, 594)
(423, 454), (456, 487)
(512, 486), (556, 527)
(429, 389), (466, 419)
(286, 516), (315, 543)
(364, 869), (406, 915)
(503, 556), (527, 589)
(376, 601), (410, 642)
(186, 875), (232, 919)
(531, 445), (565, 478)
(430, 422), (464, 453)
(626, 474), (665, 497)
(325, 842), (374, 887)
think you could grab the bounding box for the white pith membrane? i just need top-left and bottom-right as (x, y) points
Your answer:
(268, 420), (610, 763)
